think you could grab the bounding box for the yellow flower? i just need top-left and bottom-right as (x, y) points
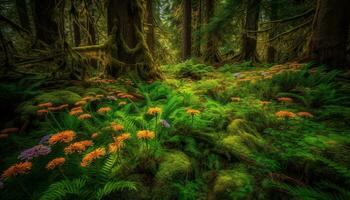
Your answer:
(186, 108), (201, 116)
(46, 158), (65, 170)
(137, 130), (155, 140)
(147, 107), (162, 115)
(69, 108), (83, 116)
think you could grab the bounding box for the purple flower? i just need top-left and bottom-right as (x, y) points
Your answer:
(18, 145), (51, 160)
(160, 119), (170, 128)
(39, 134), (51, 144)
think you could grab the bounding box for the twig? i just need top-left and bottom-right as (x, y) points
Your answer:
(268, 19), (312, 42)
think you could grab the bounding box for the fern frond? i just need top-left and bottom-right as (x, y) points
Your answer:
(95, 181), (137, 200)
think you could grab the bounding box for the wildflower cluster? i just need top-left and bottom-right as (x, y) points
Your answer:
(46, 157), (65, 170)
(81, 148), (106, 167)
(64, 140), (94, 154)
(1, 162), (32, 179)
(49, 130), (76, 145)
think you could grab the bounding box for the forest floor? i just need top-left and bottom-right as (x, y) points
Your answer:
(0, 61), (350, 199)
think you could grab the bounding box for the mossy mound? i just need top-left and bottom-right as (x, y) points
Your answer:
(209, 166), (253, 200)
(218, 135), (252, 158)
(34, 90), (81, 105)
(227, 119), (256, 135)
(153, 151), (192, 199)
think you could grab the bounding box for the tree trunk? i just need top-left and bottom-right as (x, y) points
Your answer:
(145, 0), (155, 56)
(33, 0), (65, 48)
(194, 0), (202, 58)
(182, 0), (192, 60)
(267, 0), (278, 63)
(309, 0), (350, 68)
(240, 0), (261, 61)
(71, 2), (81, 47)
(15, 0), (31, 31)
(203, 0), (220, 63)
(86, 1), (96, 45)
(106, 0), (161, 80)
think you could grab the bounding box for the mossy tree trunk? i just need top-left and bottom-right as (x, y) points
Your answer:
(182, 0), (192, 60)
(240, 0), (261, 62)
(71, 1), (81, 47)
(203, 0), (221, 64)
(33, 0), (65, 48)
(86, 1), (96, 45)
(145, 0), (155, 56)
(308, 0), (350, 68)
(194, 0), (202, 58)
(15, 0), (31, 32)
(267, 0), (278, 63)
(106, 0), (161, 80)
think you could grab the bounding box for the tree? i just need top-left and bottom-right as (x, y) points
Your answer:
(203, 0), (221, 63)
(145, 0), (155, 55)
(85, 0), (96, 45)
(194, 0), (202, 57)
(106, 0), (161, 79)
(71, 1), (81, 46)
(267, 0), (278, 63)
(32, 0), (65, 48)
(240, 0), (261, 61)
(309, 0), (350, 68)
(182, 0), (192, 60)
(15, 0), (31, 31)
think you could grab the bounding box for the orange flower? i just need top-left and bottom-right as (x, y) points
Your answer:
(1, 161), (32, 179)
(275, 111), (296, 119)
(231, 97), (241, 102)
(111, 123), (124, 131)
(259, 101), (271, 106)
(117, 93), (134, 99)
(147, 107), (162, 115)
(1, 128), (19, 134)
(95, 94), (104, 99)
(81, 148), (106, 167)
(64, 140), (93, 154)
(0, 133), (8, 139)
(78, 113), (92, 120)
(118, 101), (127, 106)
(48, 130), (76, 145)
(137, 130), (155, 140)
(186, 108), (201, 116)
(81, 96), (94, 101)
(277, 97), (293, 103)
(75, 100), (87, 106)
(37, 102), (53, 108)
(97, 107), (112, 114)
(114, 133), (131, 143)
(108, 141), (124, 153)
(71, 106), (82, 111)
(297, 112), (314, 118)
(58, 104), (69, 110)
(37, 109), (49, 115)
(46, 157), (65, 170)
(69, 108), (83, 116)
(91, 133), (99, 139)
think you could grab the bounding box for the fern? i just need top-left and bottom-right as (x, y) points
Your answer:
(39, 178), (87, 200)
(95, 181), (137, 200)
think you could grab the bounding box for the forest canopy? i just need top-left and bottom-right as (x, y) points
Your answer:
(0, 0), (350, 199)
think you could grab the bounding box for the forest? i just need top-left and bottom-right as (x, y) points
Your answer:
(0, 0), (350, 199)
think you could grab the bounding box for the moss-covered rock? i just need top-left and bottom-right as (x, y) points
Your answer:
(208, 166), (253, 200)
(218, 135), (252, 158)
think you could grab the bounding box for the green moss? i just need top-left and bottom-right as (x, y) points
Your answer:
(35, 90), (81, 105)
(83, 87), (108, 96)
(227, 119), (255, 135)
(219, 135), (252, 157)
(156, 151), (192, 182)
(211, 167), (253, 199)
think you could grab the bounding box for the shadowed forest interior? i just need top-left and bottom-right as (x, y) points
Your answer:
(0, 0), (350, 199)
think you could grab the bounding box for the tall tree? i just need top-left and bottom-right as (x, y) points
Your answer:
(267, 0), (278, 63)
(85, 0), (96, 45)
(240, 0), (261, 61)
(106, 0), (161, 79)
(33, 0), (65, 48)
(15, 0), (31, 31)
(194, 0), (202, 57)
(203, 0), (220, 63)
(309, 0), (350, 68)
(182, 0), (192, 60)
(71, 1), (81, 46)
(145, 0), (155, 55)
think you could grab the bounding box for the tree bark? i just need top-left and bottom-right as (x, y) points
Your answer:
(203, 0), (220, 64)
(15, 0), (31, 31)
(86, 0), (96, 45)
(106, 0), (161, 80)
(194, 0), (202, 58)
(240, 0), (261, 62)
(33, 0), (65, 48)
(267, 0), (278, 63)
(71, 2), (81, 47)
(145, 0), (155, 56)
(309, 0), (350, 68)
(182, 0), (192, 60)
